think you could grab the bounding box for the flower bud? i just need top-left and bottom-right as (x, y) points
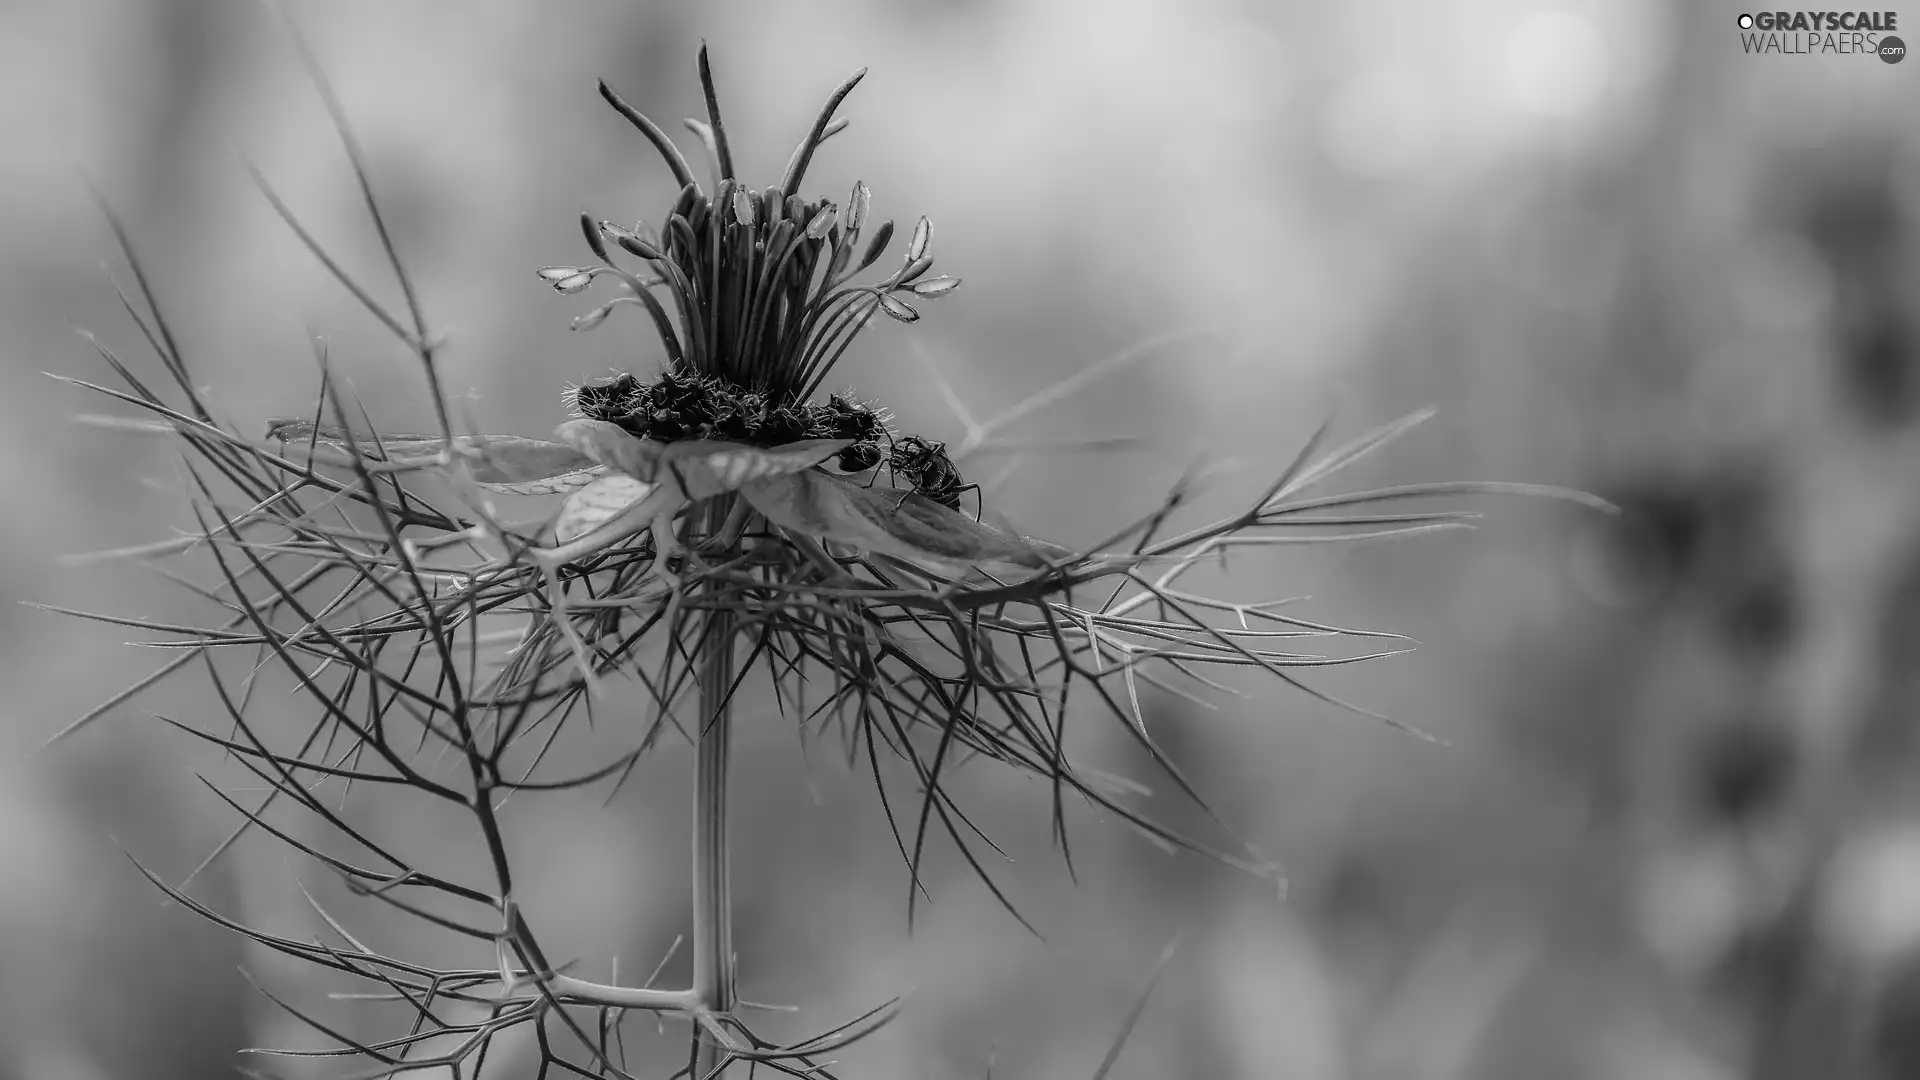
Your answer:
(844, 181), (870, 234)
(538, 267), (595, 294)
(617, 234), (664, 262)
(905, 216), (932, 262)
(571, 302), (615, 331)
(910, 276), (960, 297)
(806, 205), (836, 240)
(877, 293), (919, 323)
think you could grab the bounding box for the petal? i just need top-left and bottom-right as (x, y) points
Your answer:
(482, 465), (604, 496)
(739, 469), (1070, 570)
(553, 419), (665, 479)
(541, 479), (690, 565)
(265, 420), (601, 494)
(554, 475), (654, 543)
(554, 421), (849, 499)
(665, 438), (851, 499)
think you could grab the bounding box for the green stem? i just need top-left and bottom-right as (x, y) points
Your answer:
(691, 508), (738, 1077)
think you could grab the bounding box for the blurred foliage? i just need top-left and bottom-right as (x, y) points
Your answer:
(1, 1), (1915, 1077)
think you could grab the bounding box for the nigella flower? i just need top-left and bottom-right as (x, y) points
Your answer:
(48, 36), (1608, 1079)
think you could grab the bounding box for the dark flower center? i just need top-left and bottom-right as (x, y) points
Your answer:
(570, 370), (890, 474)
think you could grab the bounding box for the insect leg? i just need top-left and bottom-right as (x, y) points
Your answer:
(954, 483), (984, 521)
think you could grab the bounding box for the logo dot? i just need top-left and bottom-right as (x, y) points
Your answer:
(1738, 13), (1754, 28)
(1880, 35), (1906, 63)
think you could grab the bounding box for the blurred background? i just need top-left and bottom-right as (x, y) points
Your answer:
(1, 1), (1916, 1077)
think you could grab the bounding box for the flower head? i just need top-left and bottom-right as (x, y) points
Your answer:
(572, 62), (954, 406)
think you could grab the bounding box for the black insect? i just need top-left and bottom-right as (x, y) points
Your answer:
(571, 373), (646, 431)
(887, 435), (976, 514)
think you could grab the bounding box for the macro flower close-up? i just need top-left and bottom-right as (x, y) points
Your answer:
(5, 4), (1914, 1079)
(39, 36), (1598, 1076)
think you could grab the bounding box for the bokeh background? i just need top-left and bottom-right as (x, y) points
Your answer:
(2, 1), (1916, 1077)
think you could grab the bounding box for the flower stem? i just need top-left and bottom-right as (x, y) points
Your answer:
(691, 508), (738, 1076)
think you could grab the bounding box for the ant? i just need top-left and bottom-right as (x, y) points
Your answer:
(815, 396), (979, 518)
(887, 435), (980, 518)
